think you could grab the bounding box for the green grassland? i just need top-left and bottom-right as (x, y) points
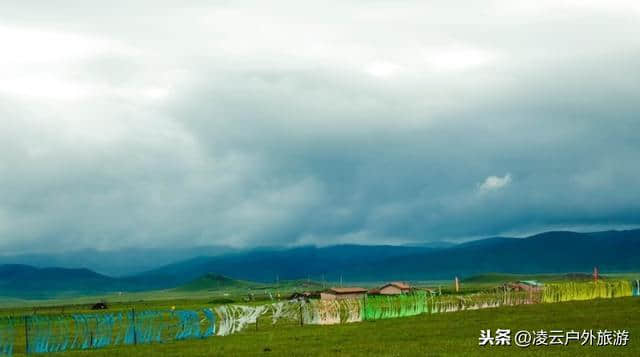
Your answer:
(463, 273), (640, 284)
(1, 297), (635, 357)
(1, 272), (636, 313)
(3, 272), (636, 310)
(0, 278), (327, 311)
(1, 273), (638, 356)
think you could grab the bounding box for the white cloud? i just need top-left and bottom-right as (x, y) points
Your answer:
(422, 46), (499, 73)
(365, 61), (402, 78)
(0, 24), (144, 102)
(0, 1), (638, 251)
(0, 25), (117, 66)
(0, 76), (91, 101)
(478, 174), (512, 192)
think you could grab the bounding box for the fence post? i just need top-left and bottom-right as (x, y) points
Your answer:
(24, 315), (30, 355)
(131, 308), (137, 345)
(299, 301), (304, 327)
(362, 296), (366, 321)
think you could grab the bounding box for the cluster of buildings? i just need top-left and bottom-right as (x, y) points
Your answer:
(289, 279), (544, 301)
(503, 280), (543, 292)
(292, 282), (412, 301)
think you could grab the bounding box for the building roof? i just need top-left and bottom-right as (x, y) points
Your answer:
(329, 287), (368, 294)
(506, 282), (542, 291)
(519, 280), (543, 286)
(383, 282), (411, 290)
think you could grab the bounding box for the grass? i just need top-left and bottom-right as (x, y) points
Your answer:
(462, 273), (567, 283)
(1, 275), (638, 356)
(464, 273), (640, 284)
(1, 297), (636, 356)
(0, 278), (332, 309)
(0, 283), (317, 311)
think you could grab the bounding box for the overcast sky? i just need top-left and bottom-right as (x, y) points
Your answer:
(1, 1), (639, 253)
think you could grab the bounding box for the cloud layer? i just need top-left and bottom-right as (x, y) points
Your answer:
(1, 1), (639, 253)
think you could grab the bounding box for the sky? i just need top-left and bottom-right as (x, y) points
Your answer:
(1, 1), (639, 254)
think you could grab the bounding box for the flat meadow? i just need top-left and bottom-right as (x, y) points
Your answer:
(2, 296), (638, 356)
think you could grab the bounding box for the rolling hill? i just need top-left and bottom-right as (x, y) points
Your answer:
(135, 229), (640, 284)
(342, 229), (640, 280)
(0, 264), (184, 298)
(0, 245), (238, 276)
(0, 265), (123, 298)
(136, 244), (436, 288)
(2, 229), (640, 298)
(174, 273), (258, 291)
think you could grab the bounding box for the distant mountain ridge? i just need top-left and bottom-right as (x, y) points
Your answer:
(0, 245), (238, 276)
(174, 273), (257, 292)
(344, 229), (640, 280)
(137, 229), (640, 285)
(136, 244), (434, 288)
(0, 265), (121, 298)
(1, 229), (639, 298)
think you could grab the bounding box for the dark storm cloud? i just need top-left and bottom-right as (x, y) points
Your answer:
(169, 50), (640, 245)
(0, 1), (639, 253)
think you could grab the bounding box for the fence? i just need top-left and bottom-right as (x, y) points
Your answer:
(0, 317), (14, 356)
(542, 280), (634, 303)
(0, 280), (637, 356)
(0, 308), (218, 356)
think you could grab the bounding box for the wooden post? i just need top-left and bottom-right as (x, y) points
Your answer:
(362, 295), (366, 320)
(24, 315), (30, 355)
(455, 276), (460, 293)
(299, 302), (304, 327)
(594, 266), (599, 282)
(503, 284), (506, 304)
(131, 308), (137, 345)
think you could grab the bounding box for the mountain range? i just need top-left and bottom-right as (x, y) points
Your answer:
(0, 245), (238, 276)
(1, 229), (639, 298)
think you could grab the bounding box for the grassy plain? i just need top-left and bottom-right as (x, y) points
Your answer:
(0, 297), (637, 356)
(1, 273), (638, 356)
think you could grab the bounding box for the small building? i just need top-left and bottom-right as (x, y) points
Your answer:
(289, 291), (321, 301)
(320, 287), (368, 300)
(505, 280), (542, 292)
(91, 301), (108, 310)
(520, 280), (542, 287)
(377, 282), (411, 295)
(289, 292), (309, 300)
